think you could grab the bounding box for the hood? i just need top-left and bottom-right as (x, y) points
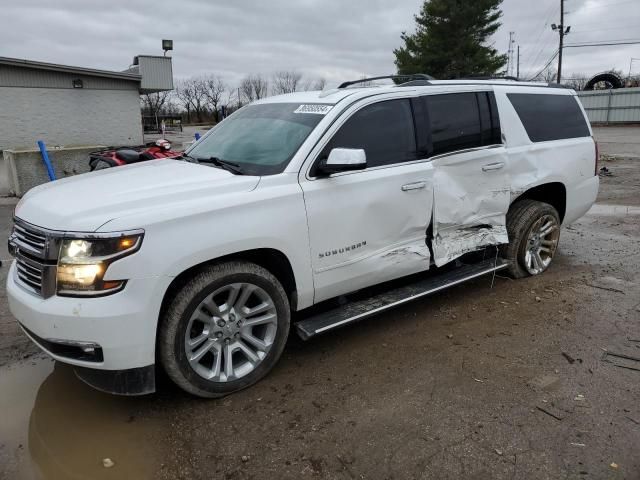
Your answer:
(15, 160), (260, 231)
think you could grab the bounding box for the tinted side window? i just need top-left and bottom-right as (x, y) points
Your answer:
(507, 93), (590, 142)
(425, 93), (484, 156)
(322, 99), (417, 168)
(478, 92), (502, 146)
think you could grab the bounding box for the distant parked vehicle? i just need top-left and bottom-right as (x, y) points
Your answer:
(88, 139), (181, 170)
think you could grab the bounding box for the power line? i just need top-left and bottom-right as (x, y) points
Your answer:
(569, 21), (640, 33)
(528, 49), (560, 80)
(566, 37), (640, 44)
(524, 34), (558, 78)
(520, 1), (560, 75)
(570, 0), (638, 10)
(565, 40), (640, 48)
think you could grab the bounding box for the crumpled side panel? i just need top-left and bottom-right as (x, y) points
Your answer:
(432, 225), (508, 267)
(431, 148), (511, 267)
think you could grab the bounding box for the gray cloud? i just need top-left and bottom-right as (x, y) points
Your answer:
(3, 0), (640, 87)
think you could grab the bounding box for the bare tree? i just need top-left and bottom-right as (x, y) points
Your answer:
(312, 77), (326, 90)
(203, 75), (227, 121)
(141, 91), (173, 130)
(564, 73), (589, 91)
(532, 67), (557, 83)
(272, 71), (302, 94)
(174, 81), (192, 121)
(301, 77), (327, 91)
(141, 91), (171, 115)
(175, 78), (208, 123)
(240, 74), (269, 104)
(628, 74), (640, 88)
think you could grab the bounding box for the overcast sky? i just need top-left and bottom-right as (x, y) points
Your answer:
(3, 0), (640, 87)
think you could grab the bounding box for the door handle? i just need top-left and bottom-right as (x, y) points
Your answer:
(482, 162), (505, 172)
(401, 181), (426, 191)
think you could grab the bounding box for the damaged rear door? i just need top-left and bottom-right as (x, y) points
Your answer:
(423, 91), (510, 266)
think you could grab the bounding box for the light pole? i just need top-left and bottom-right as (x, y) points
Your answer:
(551, 0), (570, 83)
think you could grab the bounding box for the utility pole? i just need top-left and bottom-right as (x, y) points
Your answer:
(552, 0), (570, 83)
(507, 32), (515, 77)
(627, 58), (640, 85)
(517, 45), (520, 79)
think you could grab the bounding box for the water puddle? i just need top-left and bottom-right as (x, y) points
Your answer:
(587, 204), (640, 216)
(0, 357), (165, 479)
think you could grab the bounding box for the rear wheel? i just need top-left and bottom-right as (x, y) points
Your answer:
(501, 200), (561, 278)
(158, 261), (290, 398)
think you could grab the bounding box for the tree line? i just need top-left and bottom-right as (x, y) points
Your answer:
(141, 71), (326, 125)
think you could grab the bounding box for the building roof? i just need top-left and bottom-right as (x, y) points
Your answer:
(0, 56), (141, 82)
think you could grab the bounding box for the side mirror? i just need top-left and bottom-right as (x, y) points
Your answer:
(317, 148), (367, 175)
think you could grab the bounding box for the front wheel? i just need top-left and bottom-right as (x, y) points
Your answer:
(158, 261), (290, 398)
(501, 200), (561, 278)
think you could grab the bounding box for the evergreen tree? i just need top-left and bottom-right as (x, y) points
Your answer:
(394, 0), (507, 79)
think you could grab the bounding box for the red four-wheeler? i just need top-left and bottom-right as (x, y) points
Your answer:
(89, 139), (181, 171)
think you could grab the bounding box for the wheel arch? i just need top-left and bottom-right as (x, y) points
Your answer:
(158, 248), (299, 322)
(511, 182), (566, 222)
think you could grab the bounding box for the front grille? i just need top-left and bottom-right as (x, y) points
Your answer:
(15, 255), (45, 294)
(9, 219), (58, 298)
(12, 222), (47, 257)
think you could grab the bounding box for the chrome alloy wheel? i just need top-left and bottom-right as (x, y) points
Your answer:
(524, 214), (560, 275)
(185, 283), (278, 382)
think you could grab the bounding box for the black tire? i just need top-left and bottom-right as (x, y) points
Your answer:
(158, 261), (290, 398)
(501, 199), (561, 278)
(89, 157), (117, 171)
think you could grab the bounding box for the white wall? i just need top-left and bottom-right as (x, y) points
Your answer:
(0, 87), (143, 152)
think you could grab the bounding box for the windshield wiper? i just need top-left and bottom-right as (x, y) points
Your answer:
(197, 156), (245, 175)
(178, 153), (200, 163)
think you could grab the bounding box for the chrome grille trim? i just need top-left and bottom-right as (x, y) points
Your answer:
(9, 219), (58, 298)
(13, 222), (47, 256)
(15, 256), (44, 294)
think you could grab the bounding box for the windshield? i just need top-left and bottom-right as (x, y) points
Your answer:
(187, 103), (328, 175)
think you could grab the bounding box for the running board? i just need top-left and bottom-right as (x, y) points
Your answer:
(295, 258), (508, 340)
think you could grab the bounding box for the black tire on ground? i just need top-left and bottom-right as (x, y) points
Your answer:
(158, 261), (290, 398)
(501, 199), (561, 279)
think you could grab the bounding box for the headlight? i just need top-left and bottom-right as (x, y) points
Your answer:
(57, 233), (143, 296)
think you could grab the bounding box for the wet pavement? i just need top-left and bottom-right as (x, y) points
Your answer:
(1, 129), (639, 479)
(0, 358), (166, 479)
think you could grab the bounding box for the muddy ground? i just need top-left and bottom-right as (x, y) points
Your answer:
(1, 127), (639, 479)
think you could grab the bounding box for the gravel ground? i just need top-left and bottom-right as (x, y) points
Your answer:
(0, 127), (638, 480)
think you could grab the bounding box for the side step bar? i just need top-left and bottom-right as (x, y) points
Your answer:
(295, 258), (508, 340)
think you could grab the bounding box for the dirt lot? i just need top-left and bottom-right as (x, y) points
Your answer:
(1, 127), (639, 480)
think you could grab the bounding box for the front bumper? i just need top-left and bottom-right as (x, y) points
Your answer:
(7, 260), (171, 381)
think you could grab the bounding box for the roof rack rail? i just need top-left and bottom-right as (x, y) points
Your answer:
(455, 75), (520, 81)
(338, 74), (434, 89)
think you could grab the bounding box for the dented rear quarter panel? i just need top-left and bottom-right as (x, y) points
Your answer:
(494, 86), (598, 225)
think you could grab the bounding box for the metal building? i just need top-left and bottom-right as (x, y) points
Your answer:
(0, 55), (173, 195)
(577, 87), (640, 124)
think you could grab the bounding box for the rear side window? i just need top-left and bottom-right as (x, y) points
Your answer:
(423, 92), (501, 157)
(507, 93), (590, 142)
(322, 99), (417, 168)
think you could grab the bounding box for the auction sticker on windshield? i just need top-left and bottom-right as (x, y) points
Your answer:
(294, 104), (333, 115)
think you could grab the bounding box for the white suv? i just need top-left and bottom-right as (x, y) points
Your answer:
(7, 77), (599, 397)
